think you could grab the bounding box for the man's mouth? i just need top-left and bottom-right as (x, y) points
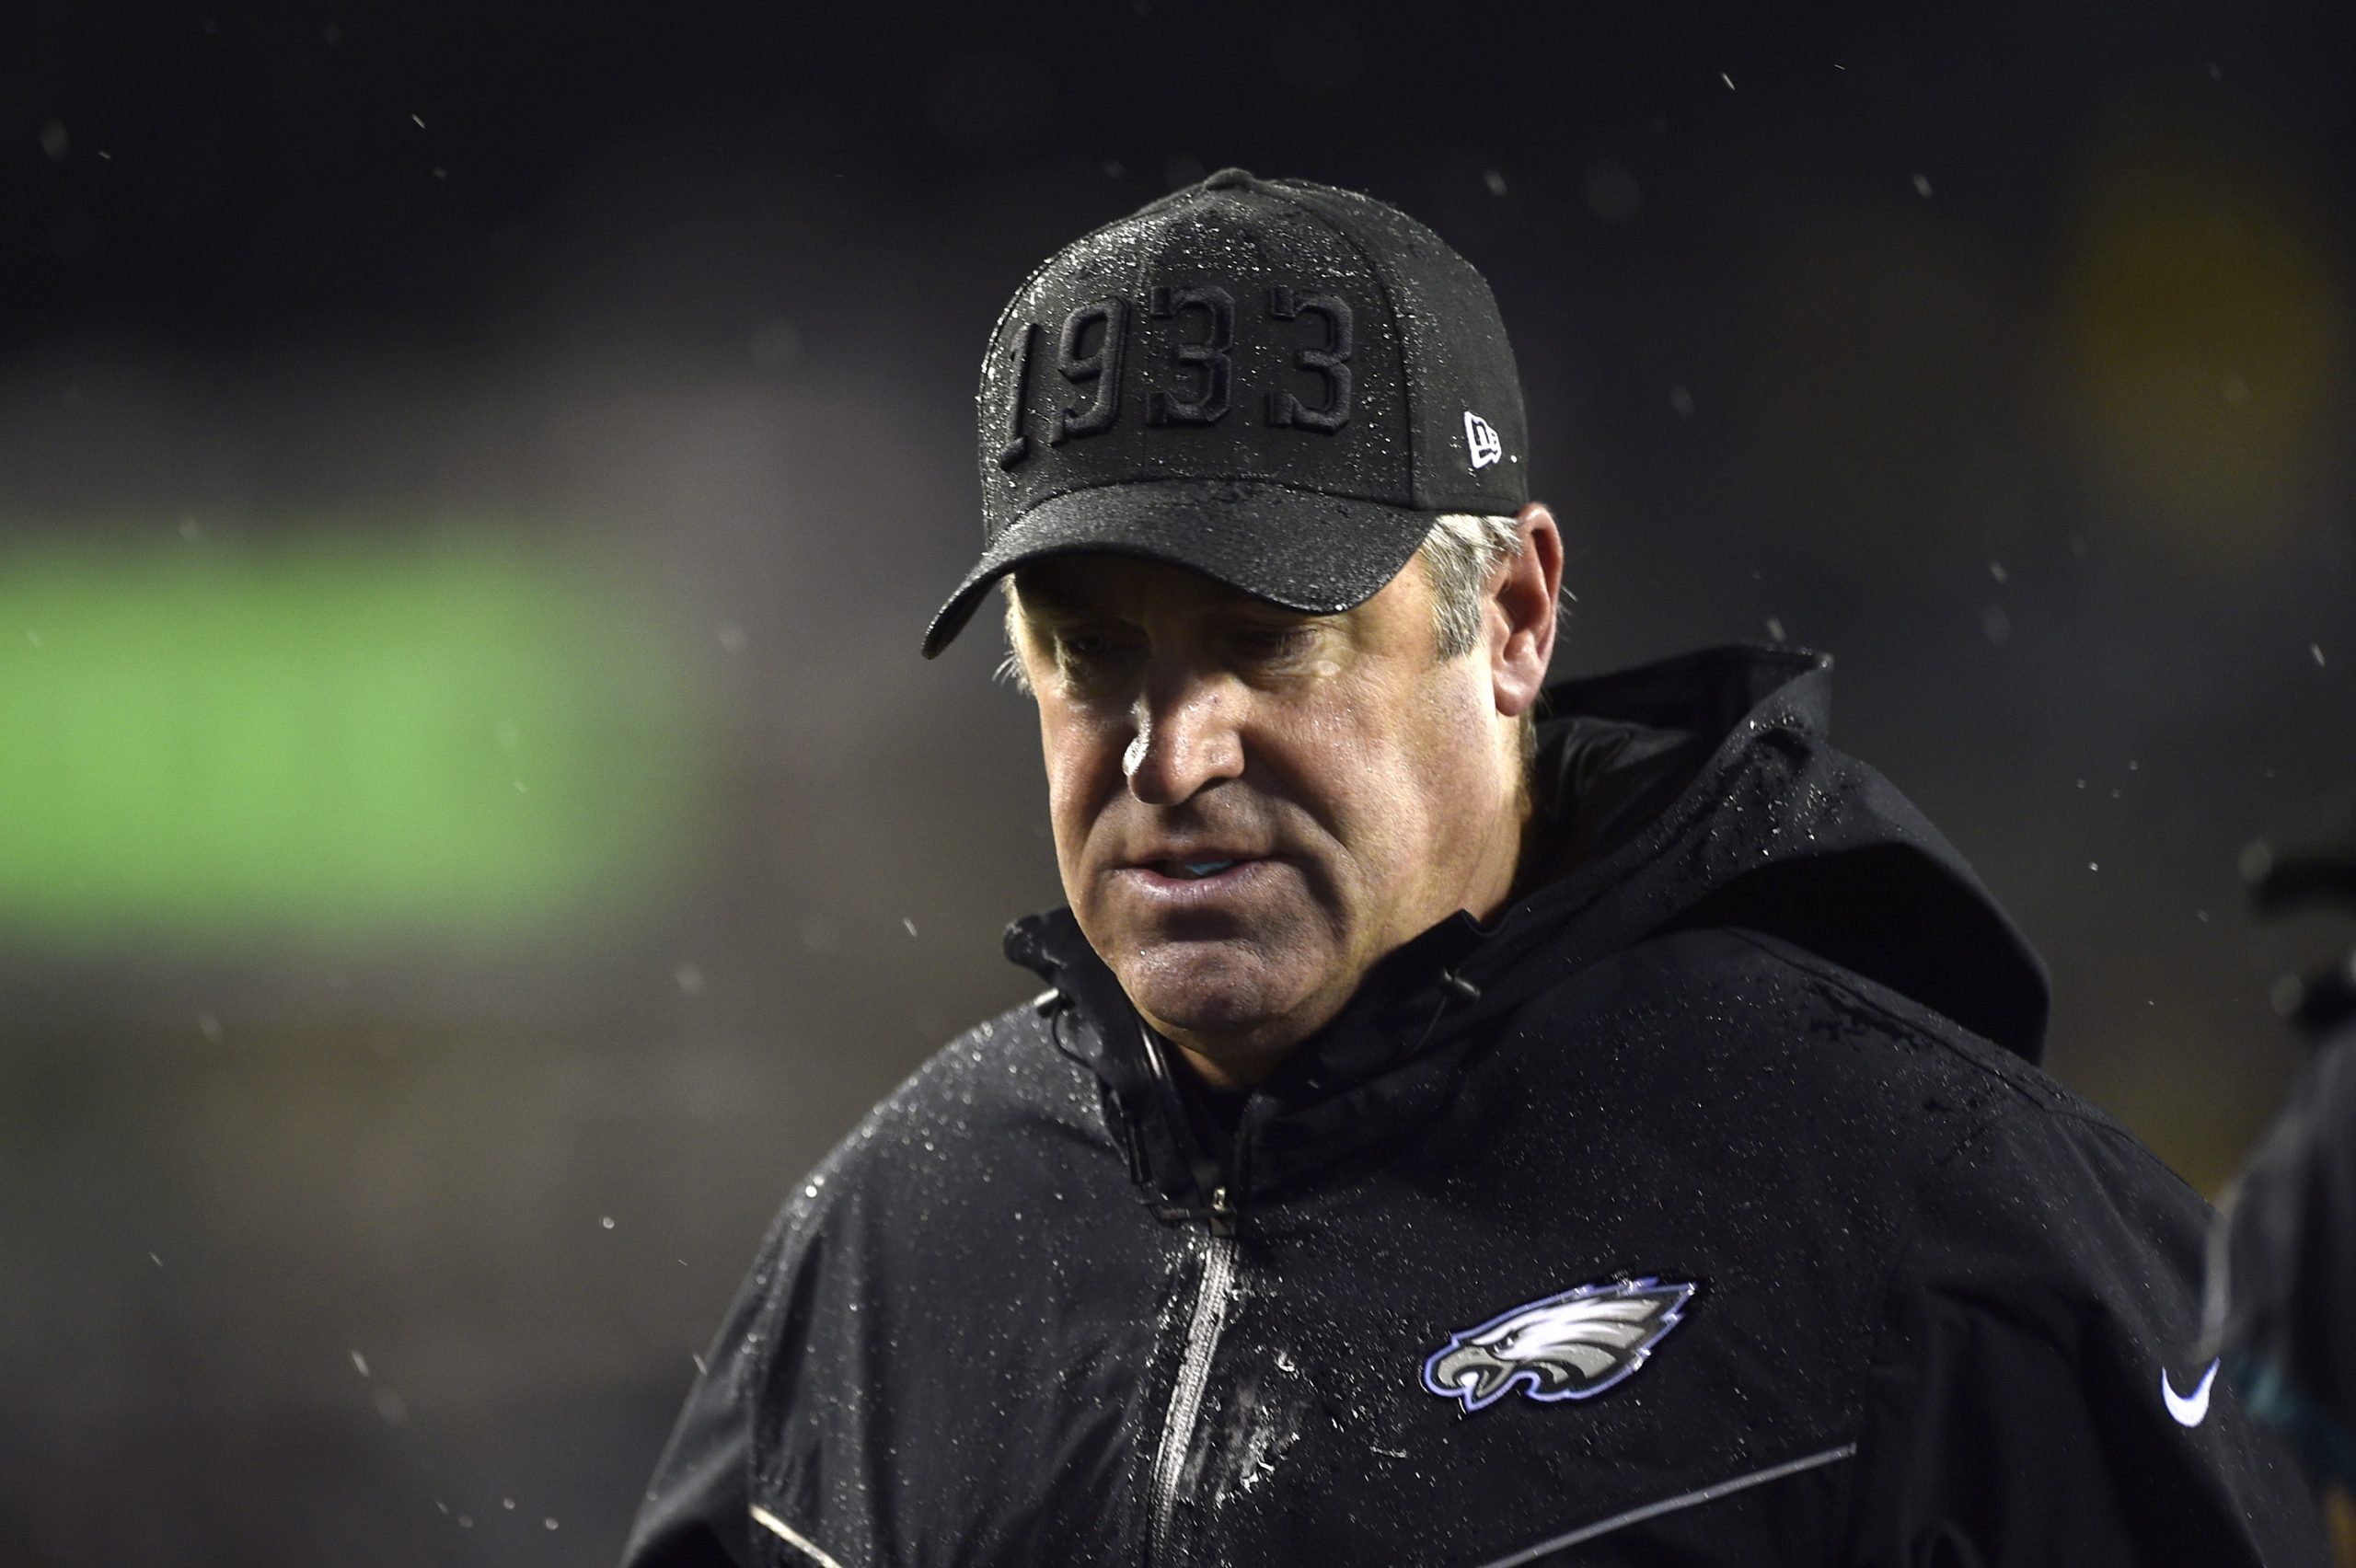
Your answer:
(1156, 859), (1238, 880)
(1119, 855), (1274, 896)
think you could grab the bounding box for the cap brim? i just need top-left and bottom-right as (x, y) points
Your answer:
(920, 478), (1438, 658)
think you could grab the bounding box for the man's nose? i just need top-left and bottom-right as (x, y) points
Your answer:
(1122, 664), (1244, 805)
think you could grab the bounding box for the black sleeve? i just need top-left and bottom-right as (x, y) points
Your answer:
(1842, 1103), (2333, 1566)
(620, 1363), (755, 1568)
(618, 1216), (794, 1568)
(2218, 1031), (2356, 1487)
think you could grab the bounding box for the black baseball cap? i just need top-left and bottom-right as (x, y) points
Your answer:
(920, 168), (1528, 657)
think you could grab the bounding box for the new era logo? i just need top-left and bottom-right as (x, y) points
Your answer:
(1464, 410), (1503, 469)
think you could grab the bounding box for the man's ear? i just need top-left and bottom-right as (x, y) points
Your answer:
(1490, 502), (1563, 720)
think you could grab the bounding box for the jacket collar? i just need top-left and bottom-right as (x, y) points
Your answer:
(1002, 643), (2050, 1221)
(1003, 902), (1492, 1223)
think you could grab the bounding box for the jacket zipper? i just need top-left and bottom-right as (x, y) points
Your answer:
(1146, 1188), (1239, 1568)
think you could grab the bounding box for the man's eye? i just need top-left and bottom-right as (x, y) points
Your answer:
(1054, 633), (1129, 671)
(1234, 626), (1314, 660)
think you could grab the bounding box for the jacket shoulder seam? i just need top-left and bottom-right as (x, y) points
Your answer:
(1724, 929), (2191, 1195)
(1719, 927), (2048, 1112)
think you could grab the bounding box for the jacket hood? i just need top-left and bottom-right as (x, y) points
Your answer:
(1005, 643), (2050, 1213)
(1486, 644), (2049, 1058)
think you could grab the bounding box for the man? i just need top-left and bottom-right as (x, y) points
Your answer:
(2221, 1021), (2356, 1507)
(622, 170), (2329, 1565)
(2214, 842), (2356, 1516)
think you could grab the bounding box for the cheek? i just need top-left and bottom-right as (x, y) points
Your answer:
(1275, 697), (1434, 876)
(1436, 680), (1502, 778)
(1036, 707), (1122, 867)
(1342, 670), (1496, 857)
(1408, 658), (1496, 765)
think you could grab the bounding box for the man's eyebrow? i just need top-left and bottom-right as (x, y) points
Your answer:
(1011, 583), (1096, 622)
(1012, 578), (1324, 624)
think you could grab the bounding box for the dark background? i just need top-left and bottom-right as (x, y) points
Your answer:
(4, 2), (2352, 1562)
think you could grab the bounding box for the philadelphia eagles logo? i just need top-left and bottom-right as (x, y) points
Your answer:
(1421, 1277), (1697, 1412)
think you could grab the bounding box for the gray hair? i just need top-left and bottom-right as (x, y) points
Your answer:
(1418, 513), (1528, 658)
(995, 513), (1528, 694)
(1426, 513), (1542, 784)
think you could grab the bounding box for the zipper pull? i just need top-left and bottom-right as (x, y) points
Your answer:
(1207, 1185), (1237, 1237)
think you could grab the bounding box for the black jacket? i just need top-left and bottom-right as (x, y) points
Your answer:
(622, 647), (2330, 1567)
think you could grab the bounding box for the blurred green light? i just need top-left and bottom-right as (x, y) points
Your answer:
(0, 538), (699, 947)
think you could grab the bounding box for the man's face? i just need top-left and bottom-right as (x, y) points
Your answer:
(1011, 551), (1524, 1084)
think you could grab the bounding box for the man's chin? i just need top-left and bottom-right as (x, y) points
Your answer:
(1114, 937), (1316, 1043)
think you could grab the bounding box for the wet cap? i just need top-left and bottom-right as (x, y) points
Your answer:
(921, 168), (1528, 656)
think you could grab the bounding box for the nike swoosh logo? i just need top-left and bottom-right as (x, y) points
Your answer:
(2162, 1358), (2220, 1427)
